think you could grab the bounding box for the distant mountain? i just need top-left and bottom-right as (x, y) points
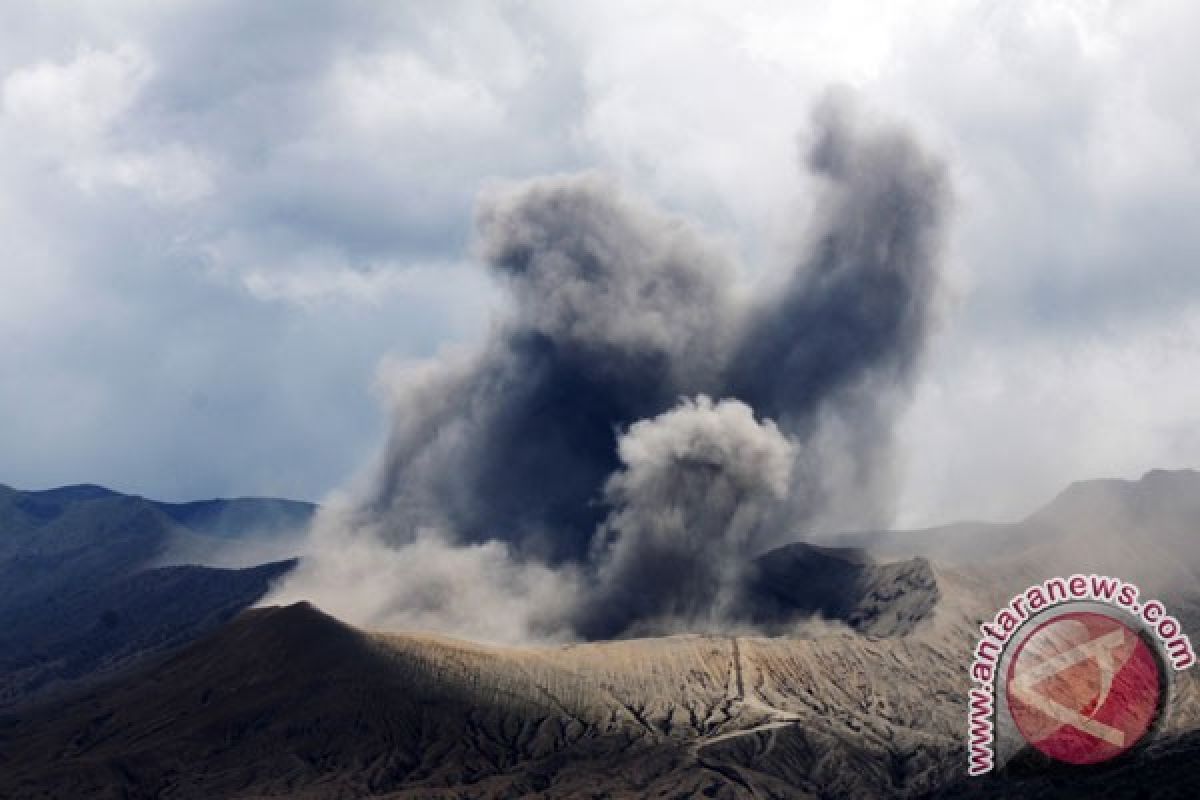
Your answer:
(0, 481), (315, 543)
(0, 559), (295, 708)
(0, 483), (314, 708)
(829, 470), (1200, 643)
(3, 471), (1199, 797)
(155, 495), (317, 539)
(834, 469), (1200, 572)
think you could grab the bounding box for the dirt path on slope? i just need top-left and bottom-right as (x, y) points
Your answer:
(692, 637), (804, 795)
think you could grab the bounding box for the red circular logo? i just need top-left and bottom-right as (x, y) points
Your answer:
(1005, 611), (1162, 765)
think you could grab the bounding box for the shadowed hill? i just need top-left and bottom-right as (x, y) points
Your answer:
(0, 483), (314, 709)
(4, 472), (1200, 797)
(0, 600), (966, 798)
(0, 560), (295, 708)
(4, 593), (1194, 799)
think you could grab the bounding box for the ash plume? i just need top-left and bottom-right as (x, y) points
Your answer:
(575, 396), (795, 639)
(268, 96), (950, 642)
(368, 172), (735, 564)
(729, 95), (949, 531)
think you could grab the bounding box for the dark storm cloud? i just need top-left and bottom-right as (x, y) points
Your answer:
(293, 99), (950, 639)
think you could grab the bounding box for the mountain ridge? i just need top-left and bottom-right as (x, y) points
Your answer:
(3, 470), (1200, 796)
(0, 484), (315, 709)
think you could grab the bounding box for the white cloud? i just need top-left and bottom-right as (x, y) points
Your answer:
(2, 43), (150, 145)
(73, 143), (214, 204)
(328, 51), (506, 136)
(2, 43), (212, 204)
(239, 258), (494, 312)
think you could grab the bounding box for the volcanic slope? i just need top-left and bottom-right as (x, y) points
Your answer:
(4, 569), (1199, 798)
(6, 472), (1200, 798)
(0, 556), (1135, 799)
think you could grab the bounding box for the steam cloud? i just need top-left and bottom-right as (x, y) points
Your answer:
(268, 95), (949, 642)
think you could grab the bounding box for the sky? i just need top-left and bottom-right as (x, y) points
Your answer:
(1, 1), (1198, 527)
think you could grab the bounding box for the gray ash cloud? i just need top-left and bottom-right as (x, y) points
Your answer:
(575, 396), (795, 638)
(270, 96), (950, 641)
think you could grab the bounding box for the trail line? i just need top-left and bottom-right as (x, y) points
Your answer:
(694, 637), (801, 757)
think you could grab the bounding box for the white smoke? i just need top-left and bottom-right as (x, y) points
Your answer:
(269, 493), (580, 644)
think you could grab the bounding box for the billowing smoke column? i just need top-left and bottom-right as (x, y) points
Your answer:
(577, 396), (795, 638)
(269, 97), (949, 642)
(730, 97), (948, 531)
(367, 170), (734, 564)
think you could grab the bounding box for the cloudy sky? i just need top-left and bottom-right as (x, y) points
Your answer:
(2, 1), (1198, 527)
